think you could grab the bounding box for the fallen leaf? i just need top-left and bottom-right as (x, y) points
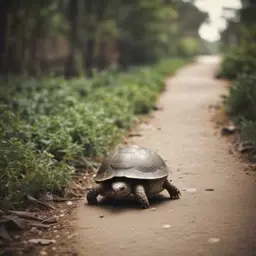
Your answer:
(26, 222), (51, 229)
(208, 237), (220, 244)
(68, 233), (78, 239)
(26, 195), (57, 211)
(152, 105), (163, 111)
(41, 216), (59, 224)
(28, 238), (56, 245)
(8, 210), (43, 221)
(162, 224), (171, 229)
(184, 188), (197, 193)
(128, 132), (143, 137)
(205, 188), (214, 191)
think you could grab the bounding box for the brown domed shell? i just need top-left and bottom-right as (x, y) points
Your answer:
(94, 145), (169, 182)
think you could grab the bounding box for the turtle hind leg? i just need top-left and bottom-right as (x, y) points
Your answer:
(163, 180), (181, 199)
(86, 184), (103, 205)
(134, 184), (150, 209)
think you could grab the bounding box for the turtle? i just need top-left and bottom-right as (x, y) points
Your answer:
(86, 145), (181, 209)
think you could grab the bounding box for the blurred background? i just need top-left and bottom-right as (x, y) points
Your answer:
(0, 0), (252, 77)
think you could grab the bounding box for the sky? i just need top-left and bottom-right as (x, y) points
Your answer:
(195, 0), (242, 42)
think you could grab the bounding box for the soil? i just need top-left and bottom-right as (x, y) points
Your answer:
(76, 56), (256, 256)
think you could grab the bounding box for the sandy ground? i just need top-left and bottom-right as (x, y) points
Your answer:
(76, 56), (256, 256)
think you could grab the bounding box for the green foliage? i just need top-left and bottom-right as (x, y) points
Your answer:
(226, 75), (256, 148)
(0, 59), (187, 209)
(226, 74), (256, 122)
(108, 0), (207, 62)
(152, 58), (190, 77)
(240, 121), (256, 148)
(199, 39), (219, 55)
(1, 0), (207, 75)
(220, 23), (256, 152)
(0, 106), (74, 208)
(117, 0), (180, 65)
(178, 37), (200, 58)
(217, 44), (256, 80)
(217, 25), (256, 80)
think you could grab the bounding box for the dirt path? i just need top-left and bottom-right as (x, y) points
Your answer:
(76, 56), (256, 256)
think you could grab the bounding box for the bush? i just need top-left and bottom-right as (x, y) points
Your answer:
(226, 74), (256, 122)
(217, 40), (256, 80)
(0, 59), (187, 209)
(240, 121), (256, 148)
(178, 37), (200, 58)
(0, 106), (74, 208)
(221, 26), (256, 151)
(226, 74), (256, 149)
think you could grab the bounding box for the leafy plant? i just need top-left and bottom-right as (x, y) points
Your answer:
(0, 59), (187, 209)
(217, 42), (256, 80)
(226, 74), (256, 122)
(220, 26), (256, 152)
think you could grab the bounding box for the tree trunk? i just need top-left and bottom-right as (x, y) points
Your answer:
(84, 39), (95, 76)
(0, 1), (11, 74)
(65, 0), (79, 78)
(84, 0), (107, 75)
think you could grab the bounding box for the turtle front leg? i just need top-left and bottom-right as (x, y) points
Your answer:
(163, 180), (181, 199)
(86, 184), (103, 205)
(133, 184), (150, 209)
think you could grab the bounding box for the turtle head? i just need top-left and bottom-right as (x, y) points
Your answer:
(110, 181), (131, 198)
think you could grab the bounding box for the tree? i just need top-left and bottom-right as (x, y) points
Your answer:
(0, 1), (12, 74)
(0, 0), (209, 76)
(65, 0), (79, 78)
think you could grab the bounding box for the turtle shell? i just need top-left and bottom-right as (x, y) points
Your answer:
(94, 145), (169, 182)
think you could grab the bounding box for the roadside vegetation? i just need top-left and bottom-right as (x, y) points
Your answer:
(0, 0), (210, 210)
(0, 59), (188, 208)
(217, 1), (256, 159)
